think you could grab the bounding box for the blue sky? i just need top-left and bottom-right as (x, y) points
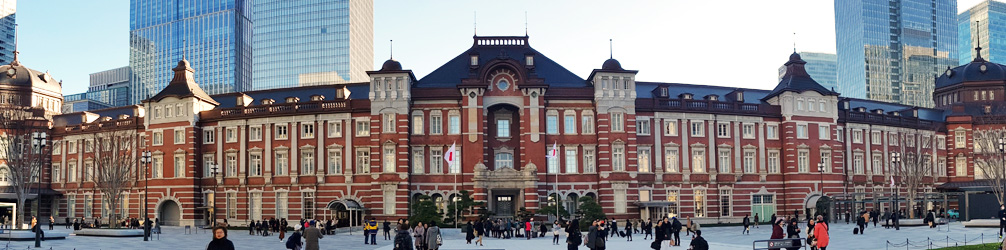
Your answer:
(15, 0), (986, 95)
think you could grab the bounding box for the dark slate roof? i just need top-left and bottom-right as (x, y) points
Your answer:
(843, 98), (947, 121)
(762, 52), (839, 101)
(936, 47), (1006, 88)
(211, 83), (369, 109)
(0, 56), (62, 95)
(148, 59), (219, 105)
(53, 105), (139, 127)
(417, 36), (585, 88)
(637, 81), (771, 104)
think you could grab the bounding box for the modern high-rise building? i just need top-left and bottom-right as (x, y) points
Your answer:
(128, 0), (252, 104)
(62, 66), (132, 113)
(252, 0), (373, 90)
(0, 0), (15, 65)
(835, 0), (958, 108)
(959, 0), (1006, 64)
(778, 52), (838, 92)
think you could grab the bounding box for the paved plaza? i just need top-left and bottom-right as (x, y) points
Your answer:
(0, 221), (998, 250)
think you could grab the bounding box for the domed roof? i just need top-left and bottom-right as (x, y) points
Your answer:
(0, 59), (62, 94)
(936, 51), (1006, 88)
(381, 59), (403, 71)
(602, 58), (623, 70)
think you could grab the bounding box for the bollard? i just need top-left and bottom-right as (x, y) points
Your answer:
(906, 239), (909, 250)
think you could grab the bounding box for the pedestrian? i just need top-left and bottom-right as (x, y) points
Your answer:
(611, 219), (619, 238)
(754, 213), (760, 228)
(566, 219), (582, 250)
(303, 220), (323, 250)
(394, 222), (414, 250)
(585, 220), (598, 250)
(670, 217), (682, 246)
(475, 220), (485, 246)
(685, 217), (693, 236)
(368, 217), (379, 245)
(64, 217), (70, 229)
(250, 220), (256, 235)
(743, 214), (751, 235)
(539, 221), (548, 238)
(856, 212), (866, 234)
(786, 219), (802, 250)
(652, 220), (665, 249)
(553, 220), (563, 245)
(770, 214), (777, 227)
(206, 226), (235, 250)
(426, 221), (441, 250)
(286, 225), (303, 250)
(414, 222), (426, 250)
(642, 219), (652, 240)
(279, 222), (286, 242)
(872, 210), (879, 228)
(624, 221), (632, 241)
(689, 230), (709, 250)
(525, 219), (532, 240)
(999, 205), (1006, 238)
(814, 215), (830, 250)
(595, 220), (607, 250)
(384, 220), (392, 240)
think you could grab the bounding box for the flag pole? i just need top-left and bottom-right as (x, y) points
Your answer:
(453, 141), (458, 228)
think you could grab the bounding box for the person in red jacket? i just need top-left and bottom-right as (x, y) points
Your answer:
(770, 219), (784, 239)
(813, 215), (829, 250)
(525, 219), (533, 240)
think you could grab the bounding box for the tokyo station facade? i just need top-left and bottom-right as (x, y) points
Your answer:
(13, 36), (1004, 227)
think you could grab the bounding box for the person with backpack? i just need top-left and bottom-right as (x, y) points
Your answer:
(566, 219), (582, 250)
(285, 225), (303, 250)
(426, 221), (442, 250)
(368, 218), (379, 245)
(394, 223), (414, 250)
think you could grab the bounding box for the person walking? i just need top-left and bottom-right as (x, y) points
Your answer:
(384, 220), (392, 240)
(856, 212), (866, 234)
(670, 217), (682, 246)
(249, 220), (256, 235)
(279, 222), (286, 242)
(642, 219), (652, 240)
(1000, 205), (1006, 238)
(585, 220), (598, 250)
(624, 221), (632, 241)
(611, 219), (619, 238)
(475, 220), (485, 246)
(286, 226), (303, 250)
(786, 219), (803, 250)
(64, 217), (70, 229)
(302, 221), (323, 250)
(48, 216), (53, 231)
(206, 226), (235, 250)
(652, 220), (665, 249)
(813, 215), (830, 250)
(754, 213), (760, 228)
(595, 220), (607, 250)
(689, 230), (709, 250)
(394, 223), (414, 250)
(685, 217), (693, 236)
(414, 222), (426, 250)
(566, 219), (582, 250)
(743, 214), (751, 235)
(426, 221), (442, 250)
(552, 220), (563, 245)
(465, 221), (474, 244)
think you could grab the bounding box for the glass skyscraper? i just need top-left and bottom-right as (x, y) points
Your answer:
(959, 0), (1006, 65)
(778, 52), (838, 92)
(835, 0), (958, 108)
(0, 0), (14, 65)
(129, 0), (252, 103)
(252, 0), (373, 90)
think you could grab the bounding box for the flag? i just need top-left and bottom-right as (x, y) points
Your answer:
(546, 142), (558, 159)
(444, 142), (456, 164)
(890, 176), (895, 187)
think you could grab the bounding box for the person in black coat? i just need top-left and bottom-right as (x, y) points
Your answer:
(566, 219), (581, 250)
(652, 220), (665, 249)
(670, 217), (682, 246)
(207, 227), (235, 250)
(689, 230), (708, 250)
(465, 221), (474, 244)
(742, 215), (751, 235)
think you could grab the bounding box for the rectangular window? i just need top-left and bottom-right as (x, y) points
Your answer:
(249, 126), (261, 141)
(611, 112), (624, 132)
(836, 128), (844, 142)
(174, 154), (185, 177)
(766, 124), (778, 140)
(302, 193), (316, 219)
(225, 128), (236, 142)
(720, 190), (732, 217)
(582, 114), (595, 134)
(328, 149), (343, 175)
(227, 193), (237, 219)
(152, 132), (163, 146)
(820, 151), (831, 173)
(584, 149), (596, 173)
(546, 114), (559, 134)
(798, 150), (809, 173)
(691, 121), (704, 137)
(203, 155), (215, 177)
(275, 124), (289, 140)
(152, 157), (162, 178)
(564, 115), (577, 134)
(301, 151), (315, 175)
(743, 124), (755, 139)
(666, 192), (679, 218)
(638, 147), (651, 172)
(497, 119), (510, 138)
(448, 114), (460, 134)
(383, 146), (395, 173)
(68, 162), (77, 182)
(302, 124), (315, 138)
(226, 154), (237, 177)
(276, 192), (288, 219)
(693, 189), (705, 217)
(384, 113), (396, 133)
(412, 149), (424, 174)
(430, 114), (442, 134)
(275, 151), (288, 176)
(430, 149), (442, 174)
(614, 188), (627, 214)
(450, 148), (460, 173)
(938, 136), (946, 149)
(329, 121), (343, 138)
(938, 158), (947, 177)
(796, 124), (808, 139)
(612, 144), (625, 171)
(68, 141), (77, 154)
(890, 134), (899, 146)
(665, 148), (679, 172)
(853, 130), (863, 143)
(665, 121), (678, 136)
(565, 149), (578, 173)
(955, 130), (966, 148)
(743, 150), (755, 173)
(250, 153), (262, 176)
(637, 119), (651, 136)
(819, 125), (830, 140)
(718, 149), (731, 173)
(357, 149), (371, 173)
(250, 193), (262, 220)
(52, 163), (61, 183)
(692, 149), (705, 173)
(547, 154), (559, 173)
(768, 150), (784, 173)
(204, 130), (215, 143)
(872, 154), (882, 175)
(84, 195), (93, 218)
(383, 186), (396, 215)
(871, 131), (882, 145)
(717, 123), (730, 138)
(854, 154), (864, 175)
(356, 120), (371, 136)
(956, 157), (967, 176)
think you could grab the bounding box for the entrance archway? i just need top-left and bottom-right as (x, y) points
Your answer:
(805, 195), (832, 222)
(158, 200), (181, 226)
(329, 200), (363, 227)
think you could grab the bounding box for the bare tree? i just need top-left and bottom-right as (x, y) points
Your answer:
(0, 107), (52, 229)
(892, 129), (935, 219)
(89, 129), (137, 228)
(972, 128), (1006, 206)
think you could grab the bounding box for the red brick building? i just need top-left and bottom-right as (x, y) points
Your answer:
(35, 36), (999, 227)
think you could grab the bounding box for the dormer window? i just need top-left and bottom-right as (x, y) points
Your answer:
(261, 99), (274, 105)
(660, 87), (668, 97)
(681, 94), (693, 100)
(285, 97), (300, 103)
(706, 95), (718, 101)
(310, 95), (325, 102)
(525, 55), (534, 66)
(336, 88), (346, 99)
(470, 55), (479, 66)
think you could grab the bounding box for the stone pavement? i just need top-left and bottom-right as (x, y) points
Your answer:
(0, 221), (996, 250)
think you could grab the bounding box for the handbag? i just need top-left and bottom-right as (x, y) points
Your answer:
(437, 234), (443, 245)
(650, 241), (661, 249)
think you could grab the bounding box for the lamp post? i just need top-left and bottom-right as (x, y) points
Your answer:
(998, 138), (1006, 205)
(210, 162), (219, 228)
(141, 151), (151, 241)
(891, 152), (901, 218)
(32, 132), (45, 248)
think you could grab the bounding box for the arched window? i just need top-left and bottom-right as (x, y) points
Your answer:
(495, 153), (514, 169)
(432, 194), (446, 212)
(0, 166), (8, 184)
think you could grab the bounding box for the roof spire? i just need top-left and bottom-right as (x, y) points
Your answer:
(793, 32), (797, 53)
(182, 39), (188, 61)
(975, 21), (985, 62)
(473, 11), (477, 35)
(389, 39), (393, 59)
(609, 39), (613, 59)
(524, 11), (528, 36)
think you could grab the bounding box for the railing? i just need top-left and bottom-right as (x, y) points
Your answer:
(638, 99), (781, 116)
(62, 117), (141, 133)
(474, 36), (529, 46)
(840, 111), (944, 130)
(752, 238), (807, 250)
(201, 100), (362, 120)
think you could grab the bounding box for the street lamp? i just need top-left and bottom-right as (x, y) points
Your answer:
(891, 152), (901, 219)
(210, 162), (219, 228)
(998, 138), (1006, 207)
(140, 151), (151, 241)
(817, 161), (826, 193)
(32, 132), (45, 248)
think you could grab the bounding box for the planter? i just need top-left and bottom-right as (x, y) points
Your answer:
(73, 228), (144, 237)
(0, 230), (69, 241)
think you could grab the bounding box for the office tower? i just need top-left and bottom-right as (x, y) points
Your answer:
(0, 0), (13, 65)
(959, 0), (1006, 64)
(252, 0), (373, 90)
(129, 0), (252, 103)
(62, 67), (132, 113)
(835, 0), (958, 107)
(778, 52), (838, 92)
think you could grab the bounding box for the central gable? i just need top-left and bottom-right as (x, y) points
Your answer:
(416, 36), (586, 88)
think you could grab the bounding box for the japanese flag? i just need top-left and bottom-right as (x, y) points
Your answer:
(444, 143), (457, 164)
(546, 142), (558, 159)
(890, 176), (895, 188)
